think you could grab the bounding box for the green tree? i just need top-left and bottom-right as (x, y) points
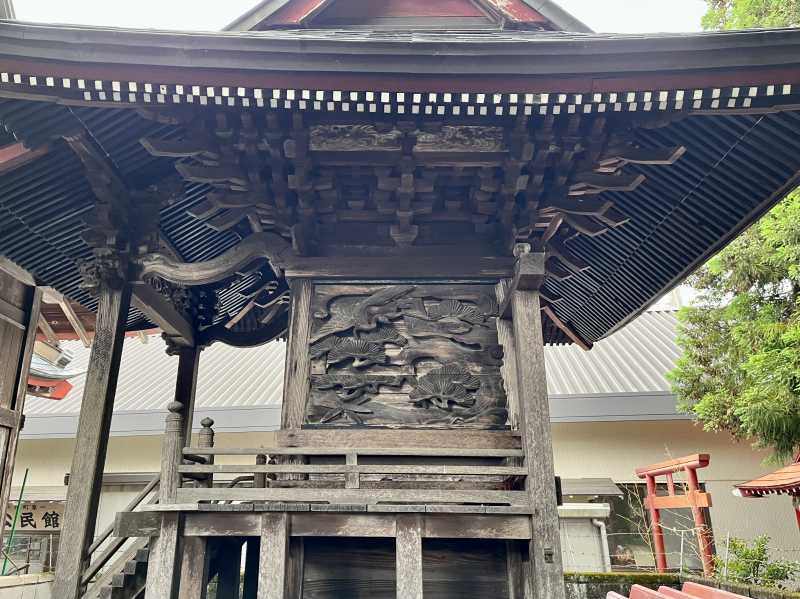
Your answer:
(702, 0), (800, 30)
(670, 2), (800, 463)
(669, 194), (800, 461)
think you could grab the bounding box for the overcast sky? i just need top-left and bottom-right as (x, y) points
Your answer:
(13, 0), (708, 33)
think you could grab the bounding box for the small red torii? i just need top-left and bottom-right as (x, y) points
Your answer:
(636, 454), (715, 576)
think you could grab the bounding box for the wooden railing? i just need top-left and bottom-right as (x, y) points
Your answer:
(161, 403), (529, 511)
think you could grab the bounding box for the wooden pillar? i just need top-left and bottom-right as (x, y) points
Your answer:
(508, 247), (566, 599)
(217, 539), (243, 599)
(396, 514), (424, 599)
(645, 474), (667, 572)
(279, 278), (312, 595)
(53, 280), (131, 599)
(257, 513), (289, 599)
(685, 467), (715, 576)
(174, 345), (201, 443)
(243, 537), (261, 599)
(282, 278), (312, 428)
(145, 401), (185, 599)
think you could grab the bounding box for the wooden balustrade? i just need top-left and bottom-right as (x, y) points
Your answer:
(168, 420), (530, 511)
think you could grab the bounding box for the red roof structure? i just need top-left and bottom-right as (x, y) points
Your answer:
(735, 459), (800, 498)
(735, 456), (800, 531)
(226, 0), (589, 31)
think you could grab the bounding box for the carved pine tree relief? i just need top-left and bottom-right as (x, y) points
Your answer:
(306, 283), (508, 429)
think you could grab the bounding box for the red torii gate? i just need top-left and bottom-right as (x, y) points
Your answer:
(636, 454), (715, 576)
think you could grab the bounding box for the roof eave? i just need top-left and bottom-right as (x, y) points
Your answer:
(1, 23), (800, 81)
(520, 0), (592, 33)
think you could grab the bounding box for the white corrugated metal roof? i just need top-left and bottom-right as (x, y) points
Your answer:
(23, 336), (286, 416)
(22, 311), (678, 417)
(545, 311), (679, 396)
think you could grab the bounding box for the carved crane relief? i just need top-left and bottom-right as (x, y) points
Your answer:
(306, 283), (508, 429)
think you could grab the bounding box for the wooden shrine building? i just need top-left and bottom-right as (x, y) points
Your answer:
(1, 1), (800, 597)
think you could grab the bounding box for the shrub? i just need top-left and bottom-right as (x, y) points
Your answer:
(715, 535), (800, 589)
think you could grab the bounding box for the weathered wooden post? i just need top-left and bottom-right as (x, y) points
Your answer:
(146, 401), (185, 599)
(396, 514), (424, 599)
(54, 263), (131, 599)
(504, 245), (566, 599)
(179, 417), (214, 599)
(173, 345), (202, 443)
(254, 453), (268, 489)
(257, 512), (289, 599)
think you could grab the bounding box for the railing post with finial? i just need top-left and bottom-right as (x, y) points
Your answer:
(145, 402), (185, 599)
(160, 401), (184, 504)
(198, 417), (215, 489)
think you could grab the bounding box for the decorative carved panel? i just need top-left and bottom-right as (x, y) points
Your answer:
(306, 282), (508, 429)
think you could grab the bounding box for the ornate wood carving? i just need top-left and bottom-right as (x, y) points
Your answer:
(306, 283), (508, 429)
(133, 232), (298, 286)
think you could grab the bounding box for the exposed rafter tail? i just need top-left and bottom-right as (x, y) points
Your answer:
(542, 305), (592, 351)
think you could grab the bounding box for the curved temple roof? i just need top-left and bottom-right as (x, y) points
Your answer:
(736, 460), (800, 498)
(1, 21), (800, 346)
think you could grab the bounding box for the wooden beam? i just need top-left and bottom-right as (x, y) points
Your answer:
(257, 513), (289, 599)
(0, 143), (49, 176)
(134, 232), (297, 285)
(0, 257), (36, 287)
(541, 306), (592, 351)
(174, 346), (201, 442)
(37, 314), (59, 346)
(118, 511), (533, 541)
(42, 287), (91, 347)
(509, 247), (565, 599)
(131, 281), (195, 348)
(284, 256), (514, 280)
(53, 282), (131, 599)
(396, 514), (424, 599)
(276, 429), (520, 450)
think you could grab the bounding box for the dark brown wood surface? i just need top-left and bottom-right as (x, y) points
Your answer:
(0, 275), (40, 546)
(53, 283), (131, 599)
(306, 282), (508, 428)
